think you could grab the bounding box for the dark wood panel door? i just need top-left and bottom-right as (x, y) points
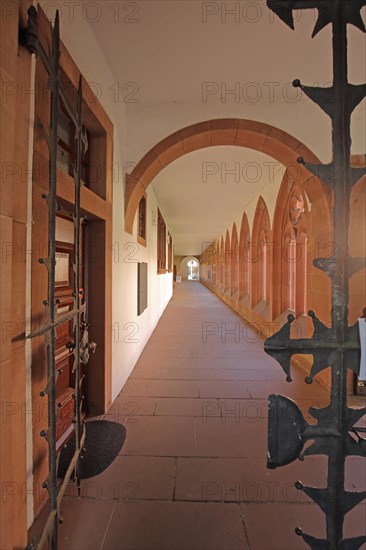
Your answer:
(55, 215), (87, 449)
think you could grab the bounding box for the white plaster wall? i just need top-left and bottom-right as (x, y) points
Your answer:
(111, 187), (173, 400)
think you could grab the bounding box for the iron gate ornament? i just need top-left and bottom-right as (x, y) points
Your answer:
(265, 1), (366, 549)
(20, 7), (87, 549)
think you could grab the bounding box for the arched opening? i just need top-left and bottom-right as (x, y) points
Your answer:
(252, 196), (271, 310)
(224, 230), (231, 294)
(285, 185), (308, 316)
(239, 212), (250, 303)
(125, 117), (333, 332)
(180, 256), (200, 281)
(261, 233), (270, 303)
(231, 224), (239, 298)
(213, 239), (220, 287)
(124, 119), (322, 235)
(271, 168), (330, 321)
(219, 237), (224, 291)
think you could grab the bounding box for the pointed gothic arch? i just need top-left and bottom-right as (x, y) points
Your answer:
(239, 212), (250, 300)
(252, 197), (271, 307)
(224, 230), (231, 293)
(231, 223), (239, 296)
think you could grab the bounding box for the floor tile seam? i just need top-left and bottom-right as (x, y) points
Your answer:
(72, 493), (326, 506)
(112, 414), (252, 418)
(116, 395), (247, 404)
(99, 500), (117, 550)
(238, 503), (251, 550)
(152, 399), (158, 416)
(114, 454), (306, 460)
(120, 396), (256, 400)
(194, 416), (198, 457)
(72, 495), (319, 506)
(119, 396), (252, 400)
(119, 454), (270, 459)
(172, 457), (178, 501)
(129, 378), (273, 382)
(77, 496), (318, 505)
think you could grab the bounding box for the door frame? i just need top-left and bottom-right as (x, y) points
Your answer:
(30, 5), (113, 518)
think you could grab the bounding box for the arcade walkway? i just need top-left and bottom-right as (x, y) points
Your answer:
(57, 282), (365, 549)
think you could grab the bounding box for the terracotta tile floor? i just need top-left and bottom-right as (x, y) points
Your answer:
(58, 282), (366, 549)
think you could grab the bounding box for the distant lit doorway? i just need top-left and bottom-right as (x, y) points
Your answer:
(188, 259), (199, 280)
(180, 256), (200, 281)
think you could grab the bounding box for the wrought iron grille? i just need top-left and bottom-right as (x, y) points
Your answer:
(264, 1), (366, 549)
(20, 7), (88, 549)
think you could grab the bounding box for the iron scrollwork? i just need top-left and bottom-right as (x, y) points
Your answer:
(265, 1), (366, 549)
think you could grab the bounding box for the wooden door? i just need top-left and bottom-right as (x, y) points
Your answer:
(54, 215), (86, 449)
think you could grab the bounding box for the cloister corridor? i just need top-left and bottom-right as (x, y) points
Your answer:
(30, 282), (366, 550)
(2, 2), (366, 548)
